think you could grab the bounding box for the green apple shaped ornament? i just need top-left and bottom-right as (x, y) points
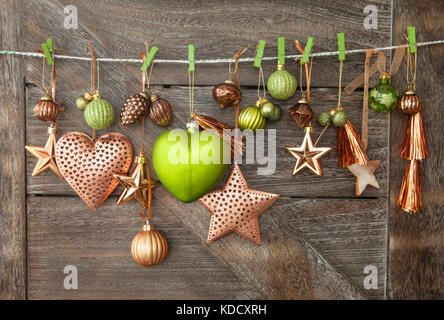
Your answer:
(152, 123), (229, 203)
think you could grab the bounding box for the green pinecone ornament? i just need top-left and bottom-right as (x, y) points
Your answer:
(369, 74), (399, 112)
(84, 93), (115, 130)
(238, 100), (267, 132)
(267, 65), (297, 100)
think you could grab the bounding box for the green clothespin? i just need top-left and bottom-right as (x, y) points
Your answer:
(407, 26), (417, 53)
(188, 44), (195, 72)
(254, 40), (266, 68)
(301, 37), (314, 64)
(338, 33), (345, 61)
(41, 38), (54, 65)
(278, 36), (285, 65)
(141, 46), (158, 71)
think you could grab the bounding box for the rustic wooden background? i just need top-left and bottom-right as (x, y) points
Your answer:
(0, 0), (442, 300)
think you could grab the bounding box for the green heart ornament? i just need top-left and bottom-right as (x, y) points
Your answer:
(152, 127), (229, 203)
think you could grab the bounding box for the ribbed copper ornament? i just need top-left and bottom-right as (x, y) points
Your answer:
(336, 121), (368, 168)
(397, 160), (422, 213)
(149, 94), (173, 127)
(131, 223), (168, 267)
(33, 94), (65, 123)
(55, 132), (133, 210)
(212, 80), (242, 109)
(400, 91), (422, 114)
(288, 97), (314, 127)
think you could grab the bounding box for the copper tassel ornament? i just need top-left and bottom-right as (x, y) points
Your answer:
(336, 118), (368, 168)
(397, 160), (422, 213)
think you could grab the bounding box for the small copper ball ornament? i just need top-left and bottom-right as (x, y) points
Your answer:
(400, 89), (422, 114)
(33, 93), (65, 122)
(212, 79), (242, 109)
(288, 97), (314, 127)
(131, 223), (168, 267)
(149, 94), (173, 127)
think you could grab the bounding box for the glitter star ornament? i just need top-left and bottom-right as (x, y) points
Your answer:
(25, 124), (63, 178)
(286, 125), (332, 176)
(347, 159), (380, 195)
(200, 163), (279, 246)
(114, 152), (160, 208)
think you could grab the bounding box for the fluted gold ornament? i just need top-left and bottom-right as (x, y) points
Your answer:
(131, 223), (168, 267)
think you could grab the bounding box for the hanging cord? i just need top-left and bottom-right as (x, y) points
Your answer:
(294, 40), (313, 103)
(188, 69), (195, 118)
(257, 66), (266, 100)
(86, 42), (98, 139)
(405, 35), (417, 91)
(337, 59), (343, 108)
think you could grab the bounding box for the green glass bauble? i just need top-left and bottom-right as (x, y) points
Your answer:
(75, 96), (89, 111)
(84, 94), (115, 130)
(238, 104), (267, 132)
(332, 110), (348, 127)
(152, 128), (228, 203)
(317, 111), (332, 127)
(268, 104), (281, 122)
(266, 65), (297, 100)
(369, 76), (399, 112)
(260, 101), (276, 118)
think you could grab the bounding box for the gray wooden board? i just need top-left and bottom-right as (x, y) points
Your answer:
(0, 0), (27, 299)
(21, 0), (391, 86)
(27, 195), (387, 299)
(26, 85), (388, 198)
(389, 0), (444, 299)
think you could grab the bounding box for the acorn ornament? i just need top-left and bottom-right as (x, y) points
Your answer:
(238, 99), (267, 132)
(33, 91), (65, 123)
(131, 221), (168, 267)
(120, 92), (150, 126)
(369, 74), (399, 112)
(83, 92), (115, 130)
(212, 79), (242, 109)
(149, 94), (173, 127)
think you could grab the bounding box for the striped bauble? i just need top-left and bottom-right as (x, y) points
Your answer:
(238, 103), (266, 132)
(267, 65), (297, 100)
(84, 93), (115, 130)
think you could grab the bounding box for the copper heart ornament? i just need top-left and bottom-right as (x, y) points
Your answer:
(55, 132), (133, 210)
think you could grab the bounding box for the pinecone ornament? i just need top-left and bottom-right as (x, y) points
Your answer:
(121, 92), (150, 126)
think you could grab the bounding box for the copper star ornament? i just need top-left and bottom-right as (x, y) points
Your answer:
(347, 159), (380, 195)
(200, 163), (279, 246)
(286, 126), (332, 176)
(25, 124), (63, 178)
(114, 153), (160, 208)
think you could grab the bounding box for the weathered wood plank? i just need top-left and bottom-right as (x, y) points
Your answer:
(27, 197), (262, 299)
(0, 0), (27, 300)
(22, 0), (391, 86)
(27, 195), (373, 299)
(26, 85), (388, 198)
(389, 0), (444, 299)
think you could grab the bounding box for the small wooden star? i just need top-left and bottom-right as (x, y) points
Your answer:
(25, 127), (63, 178)
(200, 163), (279, 246)
(114, 154), (160, 208)
(347, 160), (381, 195)
(286, 129), (332, 176)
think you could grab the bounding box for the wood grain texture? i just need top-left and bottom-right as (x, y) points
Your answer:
(27, 195), (378, 299)
(389, 0), (444, 299)
(21, 0), (391, 86)
(26, 85), (389, 198)
(0, 0), (27, 300)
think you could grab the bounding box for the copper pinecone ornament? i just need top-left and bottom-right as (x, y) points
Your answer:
(149, 94), (172, 127)
(289, 97), (314, 127)
(121, 92), (150, 126)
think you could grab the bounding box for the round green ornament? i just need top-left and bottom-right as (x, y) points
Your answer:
(369, 74), (399, 112)
(84, 93), (115, 130)
(268, 104), (281, 122)
(75, 96), (89, 111)
(267, 65), (297, 100)
(260, 101), (276, 118)
(317, 111), (332, 127)
(238, 102), (267, 132)
(332, 109), (348, 127)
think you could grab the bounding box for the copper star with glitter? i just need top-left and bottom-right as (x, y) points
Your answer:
(25, 125), (63, 178)
(114, 153), (160, 208)
(285, 127), (332, 176)
(348, 159), (380, 195)
(199, 163), (279, 246)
